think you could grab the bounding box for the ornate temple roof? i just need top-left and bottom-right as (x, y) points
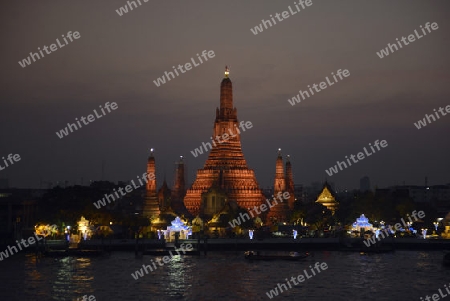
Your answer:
(316, 186), (335, 204)
(315, 181), (338, 214)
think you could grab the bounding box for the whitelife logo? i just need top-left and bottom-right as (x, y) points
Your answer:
(93, 172), (155, 209)
(287, 69), (350, 106)
(0, 233), (44, 261)
(250, 0), (313, 35)
(376, 22), (439, 59)
(420, 282), (450, 301)
(0, 153), (21, 171)
(228, 192), (291, 228)
(131, 243), (193, 280)
(266, 262), (328, 299)
(55, 102), (118, 139)
(18, 31), (81, 68)
(153, 50), (215, 87)
(115, 0), (149, 16)
(190, 121), (253, 158)
(363, 210), (425, 247)
(325, 140), (388, 176)
(414, 105), (450, 129)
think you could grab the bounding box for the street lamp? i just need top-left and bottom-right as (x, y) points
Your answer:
(407, 222), (412, 231)
(421, 228), (427, 239)
(66, 226), (71, 242)
(433, 222), (439, 232)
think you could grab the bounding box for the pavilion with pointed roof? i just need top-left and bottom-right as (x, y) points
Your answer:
(315, 181), (338, 215)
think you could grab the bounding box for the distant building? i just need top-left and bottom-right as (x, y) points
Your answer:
(375, 184), (450, 205)
(407, 185), (450, 203)
(360, 176), (370, 192)
(372, 184), (450, 224)
(0, 189), (44, 240)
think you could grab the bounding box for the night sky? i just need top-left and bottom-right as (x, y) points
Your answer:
(1, 1), (449, 190)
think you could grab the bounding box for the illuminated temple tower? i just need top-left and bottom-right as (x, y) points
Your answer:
(285, 155), (295, 210)
(142, 149), (161, 218)
(183, 67), (265, 216)
(266, 149), (290, 223)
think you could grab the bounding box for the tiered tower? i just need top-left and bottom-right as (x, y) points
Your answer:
(142, 149), (161, 218)
(157, 179), (171, 211)
(267, 149), (290, 222)
(274, 149), (286, 192)
(183, 67), (265, 216)
(171, 156), (189, 215)
(285, 155), (295, 209)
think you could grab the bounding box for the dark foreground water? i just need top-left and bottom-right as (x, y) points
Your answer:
(0, 250), (448, 301)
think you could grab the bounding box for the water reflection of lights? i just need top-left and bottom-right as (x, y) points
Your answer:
(164, 256), (195, 297)
(25, 256), (95, 299)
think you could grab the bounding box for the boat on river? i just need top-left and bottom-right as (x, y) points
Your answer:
(42, 249), (108, 257)
(244, 251), (309, 261)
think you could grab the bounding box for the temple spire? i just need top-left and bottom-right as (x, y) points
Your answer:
(267, 148), (289, 224)
(171, 155), (188, 216)
(285, 154), (295, 210)
(183, 68), (264, 217)
(143, 147), (160, 219)
(274, 149), (285, 191)
(219, 66), (235, 121)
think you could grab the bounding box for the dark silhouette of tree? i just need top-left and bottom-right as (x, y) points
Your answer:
(37, 182), (118, 227)
(304, 203), (332, 230)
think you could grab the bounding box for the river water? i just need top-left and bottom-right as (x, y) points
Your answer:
(0, 250), (448, 301)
